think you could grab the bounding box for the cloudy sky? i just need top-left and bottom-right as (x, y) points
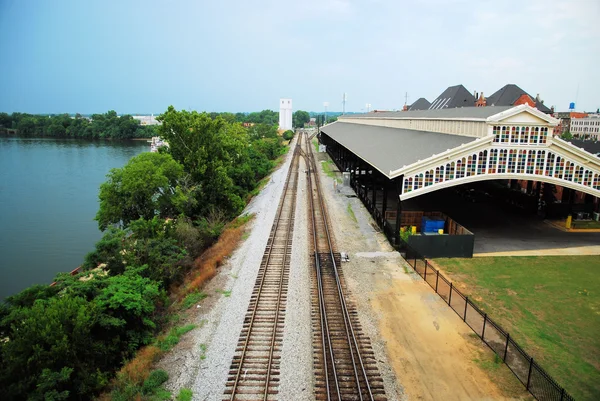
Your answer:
(0, 0), (598, 114)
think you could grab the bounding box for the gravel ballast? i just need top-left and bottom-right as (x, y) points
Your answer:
(278, 156), (314, 400)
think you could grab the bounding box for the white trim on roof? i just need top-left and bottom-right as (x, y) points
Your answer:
(487, 104), (559, 125)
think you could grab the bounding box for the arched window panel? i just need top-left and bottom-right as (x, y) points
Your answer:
(456, 158), (466, 178)
(493, 126), (500, 143)
(508, 149), (517, 173)
(584, 170), (592, 186)
(535, 150), (545, 175)
(405, 178), (413, 193)
(593, 174), (600, 190)
(564, 162), (574, 181)
(489, 149), (498, 173)
(510, 126), (518, 143)
(425, 170), (434, 187)
(526, 150), (535, 174)
(545, 153), (555, 176)
(554, 157), (564, 179)
(498, 149), (508, 173)
(531, 127), (540, 144)
(574, 166), (584, 183)
(414, 173), (423, 190)
(467, 154), (477, 176)
(446, 162), (455, 180)
(501, 126), (509, 143)
(435, 166), (444, 183)
(520, 126), (529, 144)
(540, 127), (548, 144)
(478, 150), (487, 174)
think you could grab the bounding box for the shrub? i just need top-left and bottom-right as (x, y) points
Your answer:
(177, 388), (193, 401)
(282, 130), (294, 141)
(142, 369), (169, 394)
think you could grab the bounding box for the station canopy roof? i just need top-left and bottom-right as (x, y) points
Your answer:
(320, 122), (477, 177)
(344, 105), (513, 120)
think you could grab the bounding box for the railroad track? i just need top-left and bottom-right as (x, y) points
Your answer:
(303, 134), (387, 401)
(224, 137), (301, 401)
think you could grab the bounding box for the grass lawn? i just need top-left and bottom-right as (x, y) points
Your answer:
(572, 220), (600, 229)
(435, 256), (600, 401)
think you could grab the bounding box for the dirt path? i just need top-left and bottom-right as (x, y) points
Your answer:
(314, 153), (530, 401)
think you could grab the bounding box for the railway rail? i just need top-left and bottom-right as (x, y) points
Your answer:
(224, 137), (301, 400)
(303, 133), (387, 401)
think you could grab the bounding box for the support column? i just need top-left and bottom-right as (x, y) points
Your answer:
(382, 183), (388, 226)
(395, 197), (402, 246)
(371, 173), (376, 215)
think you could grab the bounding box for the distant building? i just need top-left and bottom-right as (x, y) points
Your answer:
(279, 99), (292, 130)
(410, 84), (551, 114)
(484, 84), (551, 113)
(428, 85), (475, 110)
(408, 98), (431, 111)
(133, 114), (161, 126)
(554, 111), (588, 135)
(571, 114), (600, 139)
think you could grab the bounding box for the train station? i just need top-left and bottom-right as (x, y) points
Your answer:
(318, 104), (600, 257)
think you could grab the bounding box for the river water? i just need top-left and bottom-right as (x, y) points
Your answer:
(0, 138), (148, 299)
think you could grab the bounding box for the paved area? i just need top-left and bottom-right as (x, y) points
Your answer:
(405, 187), (600, 256)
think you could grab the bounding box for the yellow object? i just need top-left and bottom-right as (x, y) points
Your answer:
(566, 215), (572, 229)
(411, 226), (417, 235)
(400, 227), (406, 233)
(438, 229), (444, 234)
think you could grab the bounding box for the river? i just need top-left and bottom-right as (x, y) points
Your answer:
(0, 138), (148, 299)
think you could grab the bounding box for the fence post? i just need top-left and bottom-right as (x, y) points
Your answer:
(435, 270), (439, 292)
(560, 388), (565, 401)
(464, 297), (468, 321)
(503, 333), (510, 362)
(414, 257), (417, 269)
(526, 357), (533, 390)
(448, 282), (453, 306)
(482, 313), (487, 339)
(424, 260), (428, 281)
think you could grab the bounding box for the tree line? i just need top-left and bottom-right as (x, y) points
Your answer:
(0, 111), (159, 139)
(0, 107), (293, 400)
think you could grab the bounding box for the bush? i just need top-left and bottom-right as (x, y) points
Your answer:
(142, 369), (169, 394)
(283, 130), (294, 141)
(177, 388), (193, 401)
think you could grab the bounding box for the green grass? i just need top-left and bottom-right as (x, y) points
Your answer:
(199, 343), (207, 360)
(347, 203), (357, 223)
(181, 290), (207, 309)
(572, 220), (600, 229)
(215, 289), (231, 297)
(321, 160), (342, 183)
(177, 388), (193, 401)
(157, 324), (197, 352)
(435, 256), (600, 401)
(312, 138), (318, 153)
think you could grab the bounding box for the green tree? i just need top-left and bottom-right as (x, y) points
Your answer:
(96, 152), (194, 230)
(157, 106), (249, 217)
(0, 295), (110, 398)
(561, 131), (573, 140)
(292, 110), (310, 128)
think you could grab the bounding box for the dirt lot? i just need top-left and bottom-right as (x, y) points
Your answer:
(314, 150), (531, 401)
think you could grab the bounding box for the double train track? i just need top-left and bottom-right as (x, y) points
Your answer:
(224, 132), (386, 400)
(224, 140), (300, 400)
(303, 134), (386, 401)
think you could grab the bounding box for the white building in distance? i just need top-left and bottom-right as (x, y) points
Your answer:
(571, 114), (600, 140)
(279, 98), (293, 130)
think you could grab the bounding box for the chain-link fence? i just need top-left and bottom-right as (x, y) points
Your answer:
(404, 245), (575, 401)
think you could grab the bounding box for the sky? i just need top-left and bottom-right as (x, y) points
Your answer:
(1, 0), (599, 114)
